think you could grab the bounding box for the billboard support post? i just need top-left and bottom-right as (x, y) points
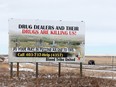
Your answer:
(80, 62), (82, 77)
(58, 62), (61, 77)
(17, 62), (19, 77)
(36, 62), (38, 78)
(10, 62), (13, 78)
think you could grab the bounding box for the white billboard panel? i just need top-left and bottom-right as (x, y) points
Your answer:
(9, 19), (85, 62)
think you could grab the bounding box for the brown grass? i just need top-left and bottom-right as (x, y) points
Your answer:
(85, 56), (116, 65)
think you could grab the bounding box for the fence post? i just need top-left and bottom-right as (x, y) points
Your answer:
(80, 62), (82, 77)
(17, 62), (19, 77)
(36, 62), (38, 78)
(10, 62), (13, 78)
(58, 62), (61, 77)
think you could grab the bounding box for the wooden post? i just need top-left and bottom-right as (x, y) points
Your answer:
(17, 62), (19, 77)
(10, 62), (13, 78)
(36, 62), (38, 78)
(80, 62), (82, 77)
(58, 62), (61, 77)
(112, 56), (114, 79)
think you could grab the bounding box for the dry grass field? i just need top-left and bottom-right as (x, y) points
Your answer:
(85, 56), (116, 65)
(0, 55), (116, 87)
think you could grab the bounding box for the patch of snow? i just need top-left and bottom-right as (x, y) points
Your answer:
(86, 69), (116, 73)
(3, 59), (8, 63)
(12, 63), (36, 67)
(19, 63), (35, 67)
(8, 68), (35, 72)
(91, 76), (116, 80)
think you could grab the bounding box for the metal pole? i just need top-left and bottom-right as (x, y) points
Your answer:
(80, 62), (82, 77)
(10, 62), (13, 78)
(17, 62), (19, 77)
(36, 62), (38, 78)
(58, 62), (61, 77)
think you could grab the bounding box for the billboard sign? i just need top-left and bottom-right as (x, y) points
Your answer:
(9, 19), (85, 62)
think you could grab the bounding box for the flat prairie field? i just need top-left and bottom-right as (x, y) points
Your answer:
(85, 56), (116, 65)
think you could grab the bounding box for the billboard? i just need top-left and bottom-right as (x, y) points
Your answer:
(9, 19), (85, 62)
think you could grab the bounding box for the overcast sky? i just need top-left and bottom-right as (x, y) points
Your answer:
(0, 0), (116, 55)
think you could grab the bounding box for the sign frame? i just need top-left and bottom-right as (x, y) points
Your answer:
(9, 19), (85, 63)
